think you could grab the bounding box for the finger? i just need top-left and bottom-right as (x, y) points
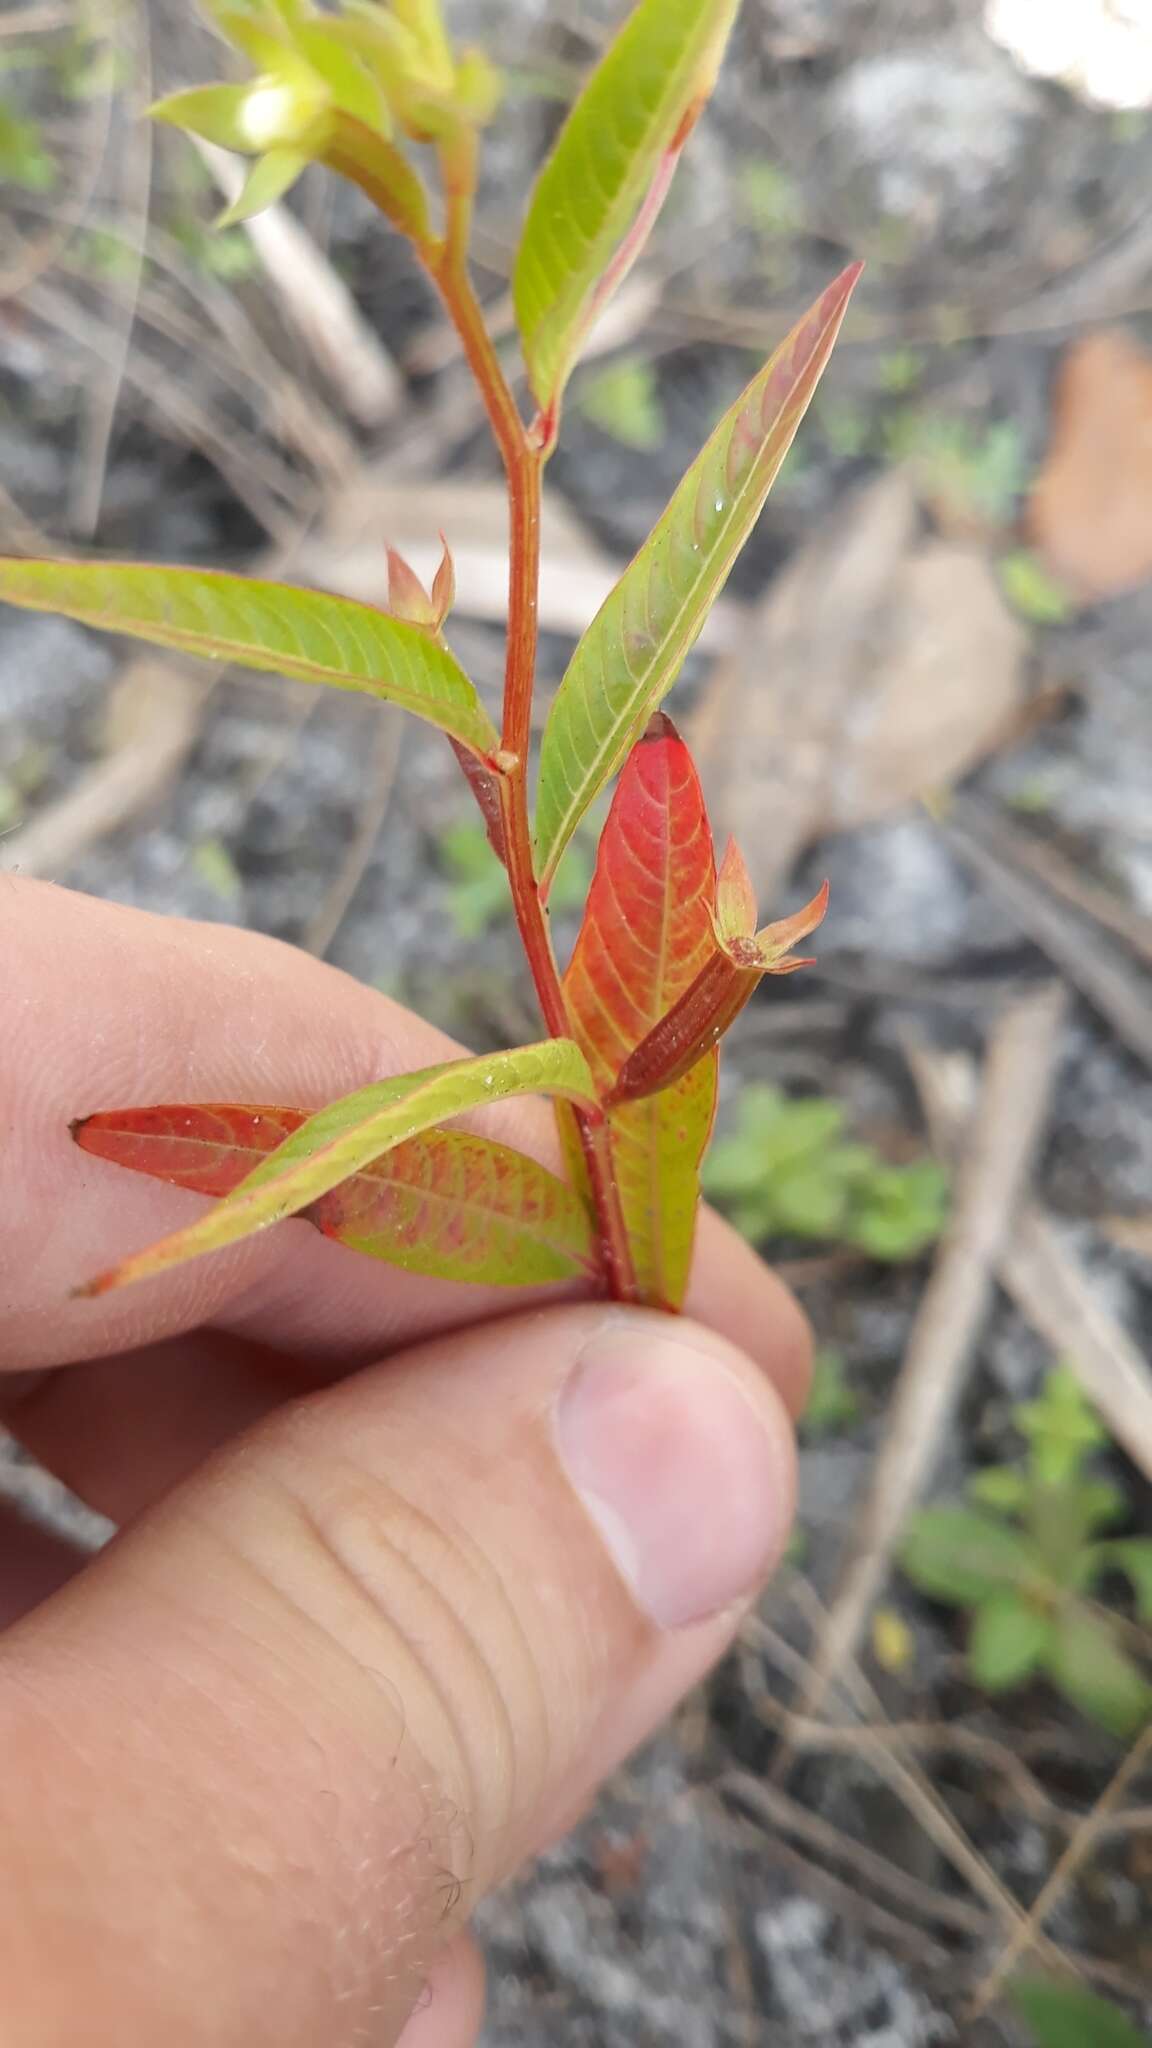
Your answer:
(0, 1304), (795, 2044)
(0, 1205), (810, 1531)
(4, 879), (802, 1393)
(0, 1501), (89, 1626)
(396, 1936), (486, 2048)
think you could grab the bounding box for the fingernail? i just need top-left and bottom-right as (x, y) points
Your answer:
(554, 1318), (792, 1630)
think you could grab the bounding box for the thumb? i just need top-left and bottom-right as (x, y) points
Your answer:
(0, 1303), (796, 2047)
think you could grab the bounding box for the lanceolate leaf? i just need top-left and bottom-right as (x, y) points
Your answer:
(514, 0), (739, 419)
(74, 1103), (596, 1287)
(563, 714), (717, 1310)
(0, 560), (497, 758)
(77, 1041), (597, 1295)
(535, 263), (863, 884)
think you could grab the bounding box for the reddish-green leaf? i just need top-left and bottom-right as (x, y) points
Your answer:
(76, 1040), (597, 1295)
(563, 713), (717, 1309)
(535, 264), (862, 885)
(513, 0), (739, 419)
(75, 1102), (596, 1287)
(0, 559), (497, 758)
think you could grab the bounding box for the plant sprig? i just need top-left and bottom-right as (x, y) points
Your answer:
(0, 0), (861, 1312)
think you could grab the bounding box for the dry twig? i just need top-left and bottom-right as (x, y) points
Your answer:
(909, 1040), (1152, 1484)
(799, 984), (1068, 1718)
(972, 1728), (1152, 2012)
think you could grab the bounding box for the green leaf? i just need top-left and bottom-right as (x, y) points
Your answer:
(513, 0), (740, 416)
(217, 147), (309, 224)
(848, 1160), (947, 1261)
(80, 1041), (598, 1296)
(1011, 1979), (1151, 2048)
(968, 1465), (1030, 1516)
(1105, 1540), (1152, 1622)
(293, 22), (390, 133)
(900, 1507), (1033, 1607)
(150, 84), (260, 151)
(535, 263), (862, 884)
(968, 1593), (1052, 1692)
(322, 117), (432, 245)
(0, 559), (498, 757)
(1017, 1366), (1107, 1489)
(1046, 1605), (1152, 1738)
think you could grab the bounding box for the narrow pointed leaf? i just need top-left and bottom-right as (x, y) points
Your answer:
(714, 835), (757, 941)
(77, 1041), (597, 1295)
(217, 147), (309, 224)
(535, 263), (863, 884)
(386, 545), (437, 625)
(0, 560), (498, 756)
(563, 713), (717, 1309)
(150, 84), (259, 150)
(74, 1103), (596, 1287)
(323, 116), (433, 245)
(513, 0), (739, 416)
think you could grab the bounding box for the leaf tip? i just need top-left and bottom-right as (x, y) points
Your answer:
(756, 878), (830, 969)
(69, 1269), (113, 1301)
(715, 835), (758, 941)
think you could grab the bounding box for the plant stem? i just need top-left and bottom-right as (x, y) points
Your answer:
(429, 147), (639, 1304)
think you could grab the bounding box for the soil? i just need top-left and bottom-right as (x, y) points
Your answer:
(2, 1), (1151, 2041)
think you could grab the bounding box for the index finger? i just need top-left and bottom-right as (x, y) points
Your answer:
(1, 879), (810, 1407)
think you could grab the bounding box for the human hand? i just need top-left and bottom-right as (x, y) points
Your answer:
(0, 879), (809, 2047)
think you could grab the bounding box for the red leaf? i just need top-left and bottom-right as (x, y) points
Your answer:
(74, 1102), (596, 1287)
(74, 1102), (304, 1194)
(563, 711), (717, 1308)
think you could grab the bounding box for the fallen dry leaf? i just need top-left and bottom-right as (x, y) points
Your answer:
(692, 467), (1028, 902)
(1029, 328), (1152, 600)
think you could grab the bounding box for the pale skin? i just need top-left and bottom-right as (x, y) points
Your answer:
(0, 878), (810, 2046)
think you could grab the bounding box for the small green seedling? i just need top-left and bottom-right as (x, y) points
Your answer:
(1011, 1976), (1151, 2048)
(702, 1084), (947, 1260)
(882, 410), (1027, 527)
(901, 1369), (1152, 1736)
(0, 0), (861, 1312)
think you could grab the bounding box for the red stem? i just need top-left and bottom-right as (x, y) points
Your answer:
(429, 143), (639, 1303)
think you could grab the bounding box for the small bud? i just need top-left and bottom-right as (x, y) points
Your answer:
(606, 879), (830, 1107)
(386, 546), (437, 627)
(430, 534), (456, 626)
(713, 835), (757, 943)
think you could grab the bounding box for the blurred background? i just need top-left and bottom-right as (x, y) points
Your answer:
(3, 1), (1152, 2041)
